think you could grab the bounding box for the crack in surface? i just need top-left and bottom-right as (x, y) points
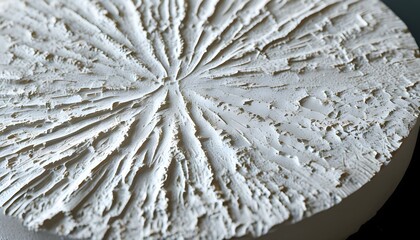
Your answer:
(0, 0), (419, 239)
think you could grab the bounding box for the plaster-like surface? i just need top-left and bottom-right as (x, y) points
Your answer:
(0, 0), (419, 239)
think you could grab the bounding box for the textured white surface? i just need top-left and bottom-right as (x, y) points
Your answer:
(0, 0), (419, 239)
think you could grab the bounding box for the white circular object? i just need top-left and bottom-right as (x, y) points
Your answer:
(0, 0), (419, 239)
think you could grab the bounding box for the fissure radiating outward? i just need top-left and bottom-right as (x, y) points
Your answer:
(0, 0), (419, 239)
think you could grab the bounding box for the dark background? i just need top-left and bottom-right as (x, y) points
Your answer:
(349, 1), (419, 239)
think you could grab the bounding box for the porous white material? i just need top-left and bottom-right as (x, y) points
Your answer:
(0, 0), (419, 239)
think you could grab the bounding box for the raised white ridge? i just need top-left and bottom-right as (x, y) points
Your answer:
(0, 0), (419, 239)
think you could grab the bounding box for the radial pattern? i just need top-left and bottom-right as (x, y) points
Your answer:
(0, 0), (419, 239)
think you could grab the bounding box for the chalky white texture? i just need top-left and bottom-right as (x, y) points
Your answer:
(0, 0), (419, 239)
